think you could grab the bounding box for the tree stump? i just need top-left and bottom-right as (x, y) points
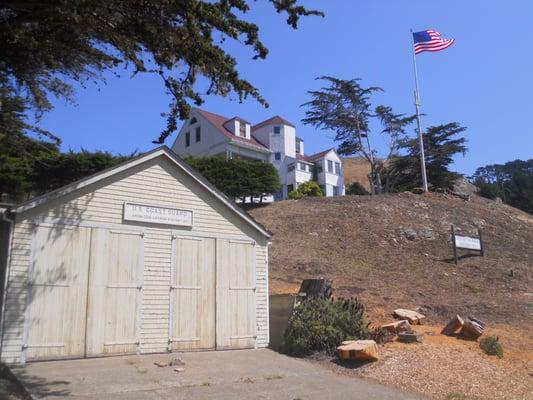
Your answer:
(298, 279), (333, 299)
(393, 309), (426, 325)
(381, 320), (412, 334)
(441, 314), (464, 336)
(459, 316), (485, 340)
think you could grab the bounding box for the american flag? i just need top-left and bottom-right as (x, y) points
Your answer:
(413, 29), (455, 55)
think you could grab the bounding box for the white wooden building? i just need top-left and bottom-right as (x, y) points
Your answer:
(171, 108), (346, 200)
(0, 147), (271, 364)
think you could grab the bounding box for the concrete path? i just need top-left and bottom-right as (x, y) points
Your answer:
(12, 349), (423, 399)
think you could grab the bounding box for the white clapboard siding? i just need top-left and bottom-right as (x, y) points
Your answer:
(1, 154), (269, 363)
(255, 245), (269, 347)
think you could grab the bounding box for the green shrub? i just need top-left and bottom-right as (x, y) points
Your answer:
(287, 181), (324, 200)
(287, 190), (303, 200)
(346, 181), (370, 195)
(282, 298), (371, 357)
(479, 336), (503, 358)
(185, 155), (280, 201)
(297, 181), (324, 197)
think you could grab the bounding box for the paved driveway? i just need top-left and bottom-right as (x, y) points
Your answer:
(12, 349), (422, 399)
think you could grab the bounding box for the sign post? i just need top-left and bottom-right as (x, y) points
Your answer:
(451, 225), (484, 264)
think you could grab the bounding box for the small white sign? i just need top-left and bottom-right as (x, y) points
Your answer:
(123, 203), (193, 227)
(454, 235), (481, 251)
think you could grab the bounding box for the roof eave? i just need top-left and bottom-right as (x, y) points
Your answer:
(9, 147), (272, 239)
(229, 140), (271, 154)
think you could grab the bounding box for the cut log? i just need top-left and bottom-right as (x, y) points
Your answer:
(381, 320), (412, 334)
(441, 314), (464, 336)
(337, 340), (378, 361)
(468, 316), (486, 328)
(459, 317), (484, 340)
(298, 279), (333, 299)
(393, 309), (426, 325)
(154, 361), (168, 367)
(397, 332), (423, 343)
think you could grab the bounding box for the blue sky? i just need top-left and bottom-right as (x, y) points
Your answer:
(39, 1), (533, 176)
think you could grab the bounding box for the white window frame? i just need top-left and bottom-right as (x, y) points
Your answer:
(327, 159), (333, 173)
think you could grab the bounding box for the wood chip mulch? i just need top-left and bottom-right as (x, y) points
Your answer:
(310, 325), (533, 400)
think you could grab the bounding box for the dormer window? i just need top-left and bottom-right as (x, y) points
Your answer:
(274, 126), (281, 134)
(190, 117), (197, 125)
(239, 123), (246, 137)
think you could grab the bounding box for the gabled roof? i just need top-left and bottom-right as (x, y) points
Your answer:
(252, 116), (295, 131)
(224, 116), (252, 126)
(300, 148), (337, 162)
(295, 154), (314, 164)
(8, 146), (271, 239)
(195, 109), (269, 152)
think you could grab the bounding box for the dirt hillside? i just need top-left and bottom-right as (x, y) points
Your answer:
(341, 157), (372, 190)
(250, 192), (532, 326)
(249, 192), (533, 399)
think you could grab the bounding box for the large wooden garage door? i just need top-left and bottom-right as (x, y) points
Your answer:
(86, 229), (143, 356)
(169, 236), (215, 350)
(25, 225), (92, 360)
(24, 224), (143, 361)
(216, 239), (256, 349)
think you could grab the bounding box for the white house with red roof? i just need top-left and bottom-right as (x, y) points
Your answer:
(171, 108), (345, 199)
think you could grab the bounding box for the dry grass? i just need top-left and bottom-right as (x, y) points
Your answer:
(341, 157), (372, 190)
(249, 192), (533, 399)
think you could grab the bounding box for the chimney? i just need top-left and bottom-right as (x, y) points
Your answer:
(296, 138), (305, 155)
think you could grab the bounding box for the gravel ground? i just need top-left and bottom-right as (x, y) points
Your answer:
(310, 325), (533, 400)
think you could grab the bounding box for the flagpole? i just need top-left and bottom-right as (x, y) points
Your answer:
(411, 29), (429, 193)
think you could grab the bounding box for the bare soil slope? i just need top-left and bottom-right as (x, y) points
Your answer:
(250, 193), (532, 326)
(341, 157), (372, 190)
(250, 193), (533, 399)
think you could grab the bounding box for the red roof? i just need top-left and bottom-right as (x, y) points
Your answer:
(296, 154), (313, 163)
(195, 109), (269, 151)
(194, 109), (334, 160)
(252, 116), (295, 131)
